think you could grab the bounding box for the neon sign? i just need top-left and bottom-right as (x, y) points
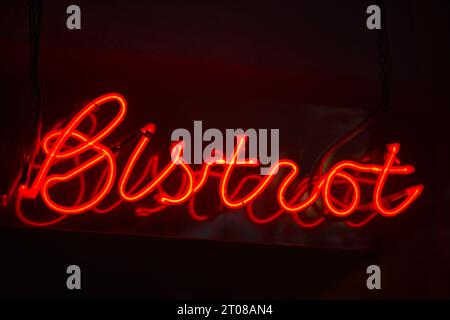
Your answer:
(14, 93), (423, 228)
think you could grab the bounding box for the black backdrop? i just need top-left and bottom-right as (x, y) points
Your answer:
(0, 0), (449, 299)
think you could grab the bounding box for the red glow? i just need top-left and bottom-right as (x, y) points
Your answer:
(15, 93), (424, 228)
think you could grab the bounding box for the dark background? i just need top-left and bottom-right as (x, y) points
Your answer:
(0, 0), (449, 299)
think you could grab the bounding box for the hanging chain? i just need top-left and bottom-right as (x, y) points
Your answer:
(29, 0), (42, 124)
(308, 1), (392, 195)
(376, 0), (391, 114)
(21, 0), (43, 186)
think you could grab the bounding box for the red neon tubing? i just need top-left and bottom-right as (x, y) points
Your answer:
(14, 93), (424, 229)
